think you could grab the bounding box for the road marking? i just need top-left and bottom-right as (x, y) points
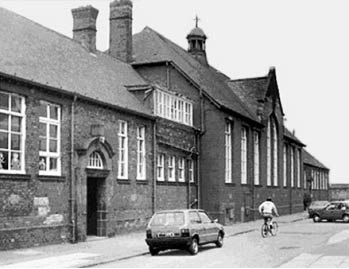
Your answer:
(280, 253), (322, 267)
(327, 230), (349, 245)
(2, 252), (101, 268)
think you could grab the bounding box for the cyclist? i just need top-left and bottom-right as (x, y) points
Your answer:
(258, 197), (279, 229)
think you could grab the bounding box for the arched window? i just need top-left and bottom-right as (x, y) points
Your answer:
(87, 151), (103, 169)
(267, 117), (278, 186)
(267, 120), (271, 186)
(272, 118), (278, 186)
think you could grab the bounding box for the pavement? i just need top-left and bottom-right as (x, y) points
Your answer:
(0, 212), (308, 268)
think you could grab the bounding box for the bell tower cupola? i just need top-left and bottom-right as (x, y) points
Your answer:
(187, 15), (208, 65)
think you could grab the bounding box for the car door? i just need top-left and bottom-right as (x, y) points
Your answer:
(198, 211), (218, 243)
(188, 211), (204, 240)
(322, 203), (337, 220)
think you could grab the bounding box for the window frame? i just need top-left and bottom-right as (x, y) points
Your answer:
(178, 157), (185, 182)
(241, 127), (247, 184)
(225, 121), (232, 183)
(87, 151), (104, 169)
(136, 126), (146, 180)
(117, 120), (128, 179)
(156, 154), (165, 181)
(168, 155), (176, 182)
(0, 91), (26, 174)
(253, 131), (260, 185)
(38, 101), (61, 176)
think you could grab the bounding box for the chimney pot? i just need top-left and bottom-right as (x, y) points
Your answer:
(71, 5), (99, 52)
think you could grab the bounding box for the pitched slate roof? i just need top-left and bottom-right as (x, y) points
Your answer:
(132, 27), (259, 122)
(284, 128), (305, 146)
(303, 149), (329, 170)
(227, 77), (269, 115)
(0, 7), (152, 117)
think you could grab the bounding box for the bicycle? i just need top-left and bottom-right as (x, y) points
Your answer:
(261, 218), (278, 238)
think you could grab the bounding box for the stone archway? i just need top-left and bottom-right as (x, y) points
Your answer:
(75, 137), (115, 239)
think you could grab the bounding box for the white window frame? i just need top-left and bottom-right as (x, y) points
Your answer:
(87, 151), (103, 169)
(225, 122), (232, 183)
(154, 90), (193, 126)
(189, 159), (194, 183)
(39, 101), (61, 176)
(283, 145), (287, 187)
(157, 154), (164, 181)
(296, 149), (301, 188)
(0, 91), (26, 174)
(118, 120), (128, 179)
(178, 157), (185, 182)
(168, 156), (176, 182)
(267, 120), (271, 186)
(290, 147), (294, 187)
(241, 127), (247, 184)
(137, 126), (146, 180)
(272, 120), (278, 186)
(253, 131), (260, 185)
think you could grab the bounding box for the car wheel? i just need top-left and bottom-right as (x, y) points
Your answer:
(313, 215), (321, 223)
(343, 215), (349, 223)
(215, 232), (224, 247)
(149, 246), (159, 256)
(188, 237), (199, 255)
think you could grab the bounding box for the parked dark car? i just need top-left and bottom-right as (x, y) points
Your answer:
(145, 209), (224, 255)
(308, 200), (330, 218)
(311, 201), (349, 223)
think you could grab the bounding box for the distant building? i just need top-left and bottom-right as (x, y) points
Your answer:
(303, 149), (330, 202)
(330, 184), (349, 201)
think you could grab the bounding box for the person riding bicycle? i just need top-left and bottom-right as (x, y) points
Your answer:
(258, 197), (279, 229)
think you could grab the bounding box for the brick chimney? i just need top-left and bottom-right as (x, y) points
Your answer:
(109, 0), (133, 62)
(71, 5), (98, 53)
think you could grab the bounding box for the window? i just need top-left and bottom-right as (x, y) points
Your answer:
(283, 145), (287, 187)
(154, 90), (193, 126)
(0, 91), (25, 173)
(178, 157), (185, 182)
(254, 131), (260, 185)
(168, 156), (175, 182)
(290, 147), (294, 187)
(157, 154), (164, 181)
(297, 149), (301, 188)
(39, 101), (61, 175)
(225, 122), (232, 183)
(189, 159), (194, 183)
(198, 211), (212, 223)
(267, 120), (271, 186)
(189, 211), (201, 224)
(118, 120), (128, 179)
(137, 126), (146, 180)
(241, 127), (247, 184)
(272, 120), (278, 186)
(87, 151), (103, 169)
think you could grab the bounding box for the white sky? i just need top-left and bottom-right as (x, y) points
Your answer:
(1, 0), (348, 183)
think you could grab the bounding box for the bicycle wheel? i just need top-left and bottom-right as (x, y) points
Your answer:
(271, 221), (278, 236)
(261, 223), (268, 238)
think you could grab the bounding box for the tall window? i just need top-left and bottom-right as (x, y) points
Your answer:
(137, 126), (146, 180)
(178, 157), (185, 182)
(267, 120), (271, 186)
(168, 156), (175, 182)
(87, 151), (103, 169)
(118, 120), (128, 179)
(241, 127), (247, 184)
(297, 149), (301, 188)
(0, 91), (25, 173)
(157, 154), (164, 181)
(304, 171), (307, 189)
(189, 159), (194, 183)
(154, 90), (193, 126)
(283, 145), (287, 187)
(253, 131), (260, 185)
(225, 122), (232, 183)
(272, 119), (278, 186)
(290, 147), (294, 187)
(39, 101), (61, 175)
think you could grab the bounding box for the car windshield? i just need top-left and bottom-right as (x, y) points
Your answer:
(150, 212), (185, 226)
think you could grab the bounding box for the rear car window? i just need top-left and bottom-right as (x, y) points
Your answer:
(150, 212), (185, 226)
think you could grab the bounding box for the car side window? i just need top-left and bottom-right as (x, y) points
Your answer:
(327, 204), (336, 210)
(189, 212), (201, 224)
(198, 212), (212, 224)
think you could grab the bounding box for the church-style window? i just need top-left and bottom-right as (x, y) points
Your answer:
(87, 151), (103, 169)
(0, 91), (25, 173)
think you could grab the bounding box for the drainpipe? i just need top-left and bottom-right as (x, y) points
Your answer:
(70, 95), (77, 243)
(152, 122), (157, 213)
(198, 90), (205, 209)
(196, 131), (200, 209)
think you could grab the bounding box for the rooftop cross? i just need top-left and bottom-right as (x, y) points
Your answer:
(194, 15), (200, 28)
